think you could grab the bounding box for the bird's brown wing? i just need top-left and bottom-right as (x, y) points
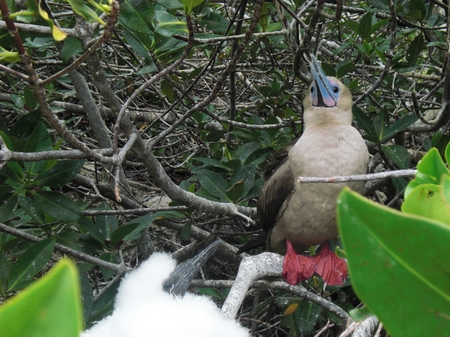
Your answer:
(257, 141), (296, 234)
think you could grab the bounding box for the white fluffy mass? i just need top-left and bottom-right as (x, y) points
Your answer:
(82, 253), (249, 337)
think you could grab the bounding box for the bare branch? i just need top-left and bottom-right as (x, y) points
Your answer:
(297, 170), (417, 184)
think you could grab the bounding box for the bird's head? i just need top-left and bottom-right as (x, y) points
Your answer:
(113, 241), (221, 310)
(303, 55), (352, 126)
(162, 240), (220, 297)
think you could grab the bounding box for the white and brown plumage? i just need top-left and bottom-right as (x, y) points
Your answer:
(258, 56), (369, 285)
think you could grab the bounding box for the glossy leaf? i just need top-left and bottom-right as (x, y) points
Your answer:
(0, 47), (20, 63)
(67, 0), (105, 25)
(155, 11), (187, 37)
(195, 169), (231, 202)
(37, 160), (85, 188)
(405, 147), (450, 198)
(17, 195), (44, 224)
(402, 180), (450, 226)
(381, 144), (410, 169)
(0, 259), (82, 337)
(111, 213), (159, 244)
(94, 202), (118, 240)
(33, 191), (82, 221)
(338, 188), (450, 337)
(23, 122), (52, 174)
(353, 106), (377, 140)
(75, 216), (108, 245)
(8, 238), (56, 291)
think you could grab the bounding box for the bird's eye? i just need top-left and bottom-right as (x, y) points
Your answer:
(163, 281), (174, 293)
(311, 86), (314, 93)
(333, 85), (339, 93)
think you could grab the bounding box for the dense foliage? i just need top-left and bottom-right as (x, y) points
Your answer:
(0, 0), (449, 335)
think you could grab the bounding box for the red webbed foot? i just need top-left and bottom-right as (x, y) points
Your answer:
(282, 240), (316, 285)
(311, 242), (347, 286)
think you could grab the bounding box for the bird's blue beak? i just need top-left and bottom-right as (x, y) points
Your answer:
(309, 55), (339, 107)
(163, 240), (221, 297)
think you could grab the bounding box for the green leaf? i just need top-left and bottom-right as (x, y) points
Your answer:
(33, 191), (82, 221)
(358, 13), (373, 40)
(121, 213), (160, 242)
(37, 0), (68, 40)
(445, 141), (450, 165)
(61, 37), (83, 64)
(161, 78), (176, 102)
(93, 202), (118, 240)
(320, 62), (336, 77)
(0, 259), (82, 337)
(294, 300), (322, 335)
(37, 160), (85, 188)
(338, 189), (450, 337)
(110, 223), (138, 245)
(79, 272), (94, 322)
(380, 113), (418, 141)
(402, 181), (450, 226)
(23, 86), (38, 111)
(155, 11), (187, 37)
(349, 306), (373, 322)
(8, 238), (56, 291)
(381, 144), (410, 169)
(336, 60), (354, 78)
(181, 0), (205, 14)
(195, 170), (231, 202)
(259, 0), (268, 31)
(407, 33), (424, 63)
(368, 0), (388, 10)
(353, 106), (377, 139)
(403, 9), (422, 21)
(75, 216), (107, 245)
(409, 0), (426, 21)
(405, 147), (450, 198)
(23, 122), (52, 174)
(10, 111), (42, 141)
(66, 0), (104, 24)
(392, 62), (420, 73)
(17, 195), (45, 224)
(368, 18), (390, 36)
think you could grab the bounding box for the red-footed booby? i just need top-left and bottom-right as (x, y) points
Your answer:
(257, 55), (369, 286)
(82, 241), (248, 337)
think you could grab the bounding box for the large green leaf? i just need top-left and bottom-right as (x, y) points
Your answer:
(33, 191), (82, 221)
(110, 213), (161, 245)
(402, 180), (450, 226)
(338, 189), (450, 337)
(405, 147), (450, 198)
(381, 144), (410, 169)
(17, 195), (45, 225)
(37, 160), (84, 188)
(8, 238), (56, 291)
(94, 202), (118, 240)
(0, 259), (82, 337)
(195, 169), (231, 202)
(23, 122), (52, 175)
(66, 0), (104, 24)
